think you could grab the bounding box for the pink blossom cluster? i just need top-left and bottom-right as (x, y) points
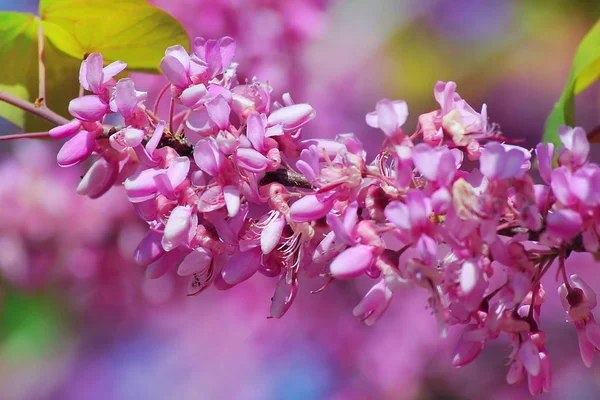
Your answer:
(49, 37), (600, 395)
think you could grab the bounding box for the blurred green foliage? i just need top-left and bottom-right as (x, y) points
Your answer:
(0, 287), (68, 361)
(544, 19), (600, 145)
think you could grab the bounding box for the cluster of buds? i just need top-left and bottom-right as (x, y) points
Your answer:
(49, 36), (600, 395)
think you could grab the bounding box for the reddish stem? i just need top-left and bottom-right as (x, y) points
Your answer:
(37, 23), (46, 106)
(0, 90), (69, 126)
(0, 132), (51, 141)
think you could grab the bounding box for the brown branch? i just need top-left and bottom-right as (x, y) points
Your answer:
(496, 225), (585, 253)
(0, 90), (69, 126)
(260, 169), (314, 189)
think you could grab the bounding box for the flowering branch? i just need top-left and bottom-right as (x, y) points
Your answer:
(4, 35), (600, 396)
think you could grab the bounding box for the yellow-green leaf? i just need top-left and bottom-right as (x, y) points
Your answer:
(0, 11), (81, 131)
(0, 12), (38, 128)
(40, 0), (189, 71)
(543, 19), (600, 145)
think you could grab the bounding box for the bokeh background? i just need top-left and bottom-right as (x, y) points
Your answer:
(1, 0), (600, 399)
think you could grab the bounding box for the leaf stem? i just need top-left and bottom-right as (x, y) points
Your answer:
(37, 23), (46, 107)
(0, 89), (69, 126)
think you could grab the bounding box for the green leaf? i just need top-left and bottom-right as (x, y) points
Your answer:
(0, 0), (187, 130)
(0, 12), (81, 131)
(543, 19), (600, 145)
(0, 12), (38, 128)
(40, 0), (189, 71)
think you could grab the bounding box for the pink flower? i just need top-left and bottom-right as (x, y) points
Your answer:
(79, 53), (126, 95)
(365, 98), (408, 138)
(330, 244), (376, 279)
(557, 125), (589, 169)
(160, 45), (207, 88)
(412, 143), (461, 187)
(559, 274), (600, 367)
(507, 332), (552, 395)
(192, 36), (236, 79)
(352, 278), (392, 325)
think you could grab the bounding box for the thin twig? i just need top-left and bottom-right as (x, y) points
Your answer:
(0, 132), (51, 141)
(0, 90), (69, 126)
(37, 23), (46, 107)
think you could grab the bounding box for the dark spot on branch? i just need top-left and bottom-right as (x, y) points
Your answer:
(260, 169), (314, 189)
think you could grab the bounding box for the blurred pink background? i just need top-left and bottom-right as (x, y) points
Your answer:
(0, 1), (600, 399)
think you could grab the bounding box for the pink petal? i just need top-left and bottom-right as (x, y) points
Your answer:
(186, 108), (213, 134)
(124, 168), (161, 201)
(578, 325), (595, 368)
(57, 130), (96, 167)
(49, 119), (82, 139)
(376, 99), (398, 136)
(161, 206), (196, 251)
(452, 325), (485, 367)
(412, 143), (440, 182)
(270, 272), (297, 318)
(76, 157), (118, 198)
(206, 95), (231, 130)
(218, 36), (236, 70)
(546, 209), (583, 240)
(313, 231), (344, 263)
(330, 245), (375, 279)
(68, 95), (109, 122)
(133, 230), (165, 266)
(506, 361), (524, 385)
(267, 104), (316, 132)
(406, 190), (432, 229)
(102, 60), (127, 83)
(261, 215), (285, 254)
(559, 125), (589, 166)
(166, 156), (191, 189)
(327, 212), (353, 246)
(114, 78), (139, 118)
(384, 201), (411, 230)
(165, 45), (190, 69)
(197, 185), (225, 213)
(154, 173), (176, 200)
(221, 247), (261, 285)
(289, 194), (335, 223)
(223, 185), (240, 217)
(146, 120), (164, 155)
(160, 55), (189, 87)
(203, 39), (222, 76)
(180, 84), (208, 109)
(177, 247), (212, 276)
(246, 112), (266, 152)
(80, 53), (104, 93)
(535, 142), (554, 185)
(352, 279), (392, 326)
(550, 167), (576, 206)
(146, 247), (189, 279)
(194, 139), (223, 176)
(235, 147), (269, 173)
(572, 274), (597, 308)
(518, 339), (541, 376)
(123, 127), (145, 147)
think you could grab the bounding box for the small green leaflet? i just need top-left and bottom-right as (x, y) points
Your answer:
(543, 19), (600, 146)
